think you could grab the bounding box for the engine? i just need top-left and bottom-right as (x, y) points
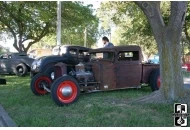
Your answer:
(69, 62), (94, 86)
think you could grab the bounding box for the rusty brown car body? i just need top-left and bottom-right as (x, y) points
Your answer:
(37, 46), (160, 106)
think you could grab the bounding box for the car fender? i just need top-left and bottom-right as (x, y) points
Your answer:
(38, 56), (68, 72)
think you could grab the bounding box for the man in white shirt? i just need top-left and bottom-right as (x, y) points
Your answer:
(102, 36), (114, 48)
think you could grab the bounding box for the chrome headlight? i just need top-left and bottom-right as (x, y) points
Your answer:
(36, 59), (42, 66)
(32, 64), (37, 70)
(31, 59), (42, 70)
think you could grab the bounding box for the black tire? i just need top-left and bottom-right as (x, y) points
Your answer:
(30, 73), (52, 96)
(149, 69), (160, 91)
(51, 76), (80, 106)
(15, 63), (28, 76)
(43, 66), (55, 80)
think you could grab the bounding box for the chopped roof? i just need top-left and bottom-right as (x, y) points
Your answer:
(89, 45), (141, 53)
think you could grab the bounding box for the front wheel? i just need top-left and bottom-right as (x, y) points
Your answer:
(30, 73), (52, 96)
(51, 76), (80, 106)
(149, 69), (160, 91)
(15, 63), (28, 76)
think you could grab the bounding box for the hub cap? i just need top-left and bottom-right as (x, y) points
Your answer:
(57, 81), (77, 103)
(61, 86), (72, 97)
(18, 67), (23, 73)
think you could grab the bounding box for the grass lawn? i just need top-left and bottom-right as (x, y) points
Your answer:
(0, 75), (189, 127)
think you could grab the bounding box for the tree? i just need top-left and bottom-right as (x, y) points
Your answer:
(32, 2), (99, 48)
(0, 1), (99, 52)
(184, 2), (190, 50)
(0, 1), (56, 53)
(60, 2), (99, 47)
(135, 1), (187, 101)
(97, 2), (158, 56)
(98, 1), (188, 101)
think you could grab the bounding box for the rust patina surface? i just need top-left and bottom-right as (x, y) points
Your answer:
(54, 45), (159, 92)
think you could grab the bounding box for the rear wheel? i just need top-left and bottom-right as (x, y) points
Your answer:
(30, 73), (52, 96)
(149, 69), (160, 91)
(51, 76), (80, 106)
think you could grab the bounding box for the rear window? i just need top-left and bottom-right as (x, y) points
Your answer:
(118, 51), (139, 61)
(91, 52), (114, 61)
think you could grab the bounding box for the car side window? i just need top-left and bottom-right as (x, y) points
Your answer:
(91, 52), (114, 61)
(1, 54), (8, 59)
(118, 51), (139, 61)
(79, 50), (89, 56)
(68, 49), (77, 55)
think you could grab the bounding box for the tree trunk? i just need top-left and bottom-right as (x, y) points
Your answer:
(158, 28), (184, 101)
(18, 40), (23, 52)
(135, 1), (187, 101)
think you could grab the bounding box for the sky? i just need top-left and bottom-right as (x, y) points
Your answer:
(0, 1), (109, 52)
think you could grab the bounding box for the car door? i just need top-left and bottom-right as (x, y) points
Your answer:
(116, 51), (142, 88)
(0, 54), (10, 73)
(91, 51), (116, 90)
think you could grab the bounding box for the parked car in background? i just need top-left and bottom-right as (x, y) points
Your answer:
(148, 54), (159, 64)
(148, 53), (189, 72)
(0, 53), (34, 76)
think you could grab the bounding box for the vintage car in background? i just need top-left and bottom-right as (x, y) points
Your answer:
(0, 53), (34, 76)
(30, 45), (160, 106)
(148, 54), (159, 64)
(148, 54), (189, 72)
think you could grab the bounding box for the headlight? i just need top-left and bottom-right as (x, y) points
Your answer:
(36, 59), (42, 66)
(32, 64), (37, 70)
(31, 59), (42, 70)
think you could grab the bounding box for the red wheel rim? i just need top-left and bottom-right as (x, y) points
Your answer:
(57, 81), (77, 103)
(34, 76), (51, 94)
(157, 76), (161, 88)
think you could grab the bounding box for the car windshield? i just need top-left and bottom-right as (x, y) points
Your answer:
(90, 52), (114, 61)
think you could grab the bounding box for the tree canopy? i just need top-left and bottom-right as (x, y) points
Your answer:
(97, 1), (190, 58)
(0, 1), (99, 52)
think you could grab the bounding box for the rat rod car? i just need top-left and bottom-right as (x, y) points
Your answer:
(30, 45), (90, 95)
(0, 53), (34, 76)
(31, 45), (160, 106)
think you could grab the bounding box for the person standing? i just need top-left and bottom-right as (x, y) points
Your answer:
(102, 36), (114, 59)
(102, 36), (114, 48)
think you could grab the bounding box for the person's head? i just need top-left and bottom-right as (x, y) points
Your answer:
(102, 36), (109, 44)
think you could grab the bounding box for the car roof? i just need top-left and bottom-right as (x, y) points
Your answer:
(6, 52), (28, 56)
(89, 45), (141, 53)
(55, 45), (90, 51)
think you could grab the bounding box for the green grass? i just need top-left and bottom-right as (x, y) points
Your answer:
(0, 75), (189, 127)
